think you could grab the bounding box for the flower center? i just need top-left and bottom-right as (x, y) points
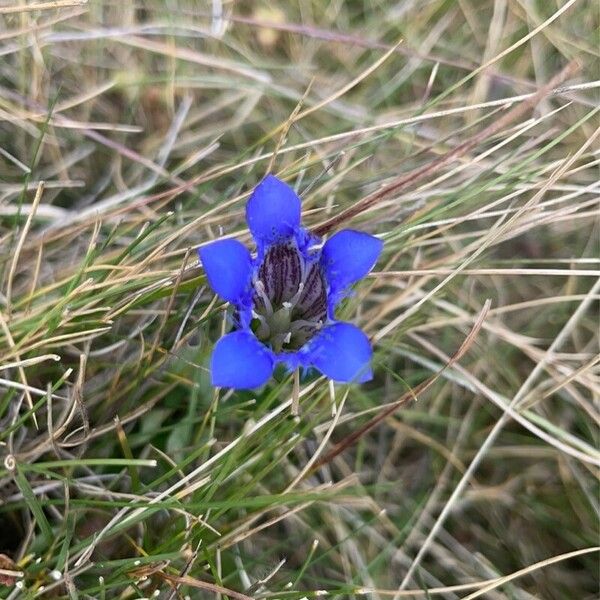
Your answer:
(251, 242), (327, 353)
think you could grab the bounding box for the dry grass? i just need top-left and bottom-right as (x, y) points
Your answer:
(0, 1), (598, 599)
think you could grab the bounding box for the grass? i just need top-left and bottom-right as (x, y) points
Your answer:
(0, 0), (598, 598)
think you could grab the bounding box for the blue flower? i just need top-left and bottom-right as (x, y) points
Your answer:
(198, 175), (383, 389)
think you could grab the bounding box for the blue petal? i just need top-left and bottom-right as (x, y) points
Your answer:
(245, 175), (302, 245)
(198, 239), (252, 304)
(211, 331), (274, 388)
(301, 322), (373, 383)
(321, 230), (383, 293)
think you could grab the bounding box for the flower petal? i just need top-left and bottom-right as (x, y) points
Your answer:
(211, 331), (274, 388)
(245, 175), (302, 245)
(302, 322), (373, 383)
(198, 239), (252, 304)
(321, 230), (383, 293)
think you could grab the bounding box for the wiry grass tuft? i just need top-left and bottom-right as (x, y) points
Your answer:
(0, 1), (598, 599)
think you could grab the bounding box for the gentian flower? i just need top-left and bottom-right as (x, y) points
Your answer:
(199, 175), (382, 389)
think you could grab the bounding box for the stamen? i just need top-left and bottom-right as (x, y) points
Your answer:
(286, 282), (305, 311)
(290, 319), (321, 332)
(251, 310), (266, 323)
(253, 279), (273, 316)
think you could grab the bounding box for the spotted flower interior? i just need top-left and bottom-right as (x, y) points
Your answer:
(252, 242), (327, 352)
(199, 174), (383, 389)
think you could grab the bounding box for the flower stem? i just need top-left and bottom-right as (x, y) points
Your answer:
(291, 369), (300, 416)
